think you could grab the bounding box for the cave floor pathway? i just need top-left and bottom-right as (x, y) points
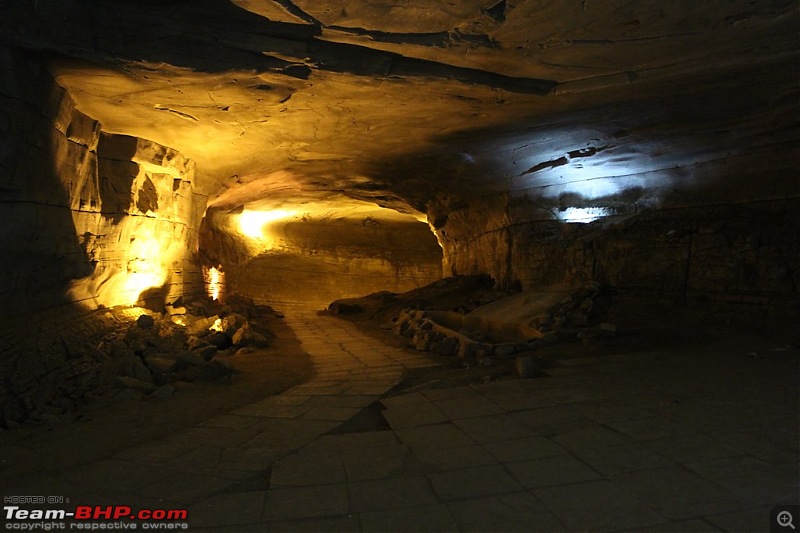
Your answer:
(2, 306), (798, 532)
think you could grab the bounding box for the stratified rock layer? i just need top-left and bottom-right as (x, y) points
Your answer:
(0, 49), (206, 315)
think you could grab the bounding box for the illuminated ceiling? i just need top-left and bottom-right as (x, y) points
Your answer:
(3, 0), (796, 218)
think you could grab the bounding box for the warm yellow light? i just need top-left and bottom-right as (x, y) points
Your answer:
(210, 318), (224, 332)
(204, 266), (224, 301)
(238, 209), (296, 238)
(122, 271), (166, 302)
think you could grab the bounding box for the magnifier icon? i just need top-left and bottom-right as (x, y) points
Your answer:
(778, 511), (795, 529)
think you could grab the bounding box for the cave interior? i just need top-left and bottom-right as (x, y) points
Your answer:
(0, 0), (798, 529)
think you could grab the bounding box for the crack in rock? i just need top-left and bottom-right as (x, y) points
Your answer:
(521, 145), (609, 176)
(154, 105), (199, 122)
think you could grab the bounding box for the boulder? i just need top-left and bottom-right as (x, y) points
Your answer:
(193, 344), (219, 361)
(150, 384), (176, 398)
(434, 337), (458, 356)
(515, 355), (540, 379)
(117, 376), (156, 395)
(177, 350), (207, 368)
(494, 344), (516, 358)
(232, 323), (271, 348)
(118, 354), (153, 383)
(136, 314), (155, 329)
(143, 353), (179, 374)
(198, 359), (234, 381)
(599, 322), (618, 336)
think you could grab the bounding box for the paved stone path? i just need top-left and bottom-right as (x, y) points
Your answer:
(2, 308), (798, 532)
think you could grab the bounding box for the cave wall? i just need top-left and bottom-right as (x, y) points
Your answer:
(0, 48), (207, 424)
(432, 184), (800, 305)
(436, 197), (799, 304)
(0, 47), (206, 316)
(201, 210), (442, 307)
(425, 51), (799, 304)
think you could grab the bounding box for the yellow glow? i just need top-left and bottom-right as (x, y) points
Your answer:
(123, 271), (166, 301)
(120, 230), (169, 303)
(238, 209), (297, 238)
(204, 266), (225, 301)
(210, 318), (224, 332)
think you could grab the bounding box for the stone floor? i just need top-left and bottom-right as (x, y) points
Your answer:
(2, 307), (798, 532)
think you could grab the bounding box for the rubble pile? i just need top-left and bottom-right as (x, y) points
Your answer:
(106, 295), (278, 399)
(1, 295), (279, 428)
(528, 282), (617, 341)
(386, 283), (616, 377)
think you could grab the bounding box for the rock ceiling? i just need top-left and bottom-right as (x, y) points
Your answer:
(2, 0), (796, 217)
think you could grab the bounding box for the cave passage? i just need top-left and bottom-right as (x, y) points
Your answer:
(0, 0), (797, 530)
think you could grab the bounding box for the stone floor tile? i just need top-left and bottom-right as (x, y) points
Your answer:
(510, 405), (595, 433)
(112, 438), (200, 464)
(188, 491), (265, 527)
(534, 480), (667, 531)
(218, 446), (283, 472)
(415, 445), (498, 472)
(545, 387), (609, 405)
(452, 414), (539, 443)
(481, 390), (556, 412)
(269, 515), (361, 532)
(52, 488), (184, 511)
(686, 455), (800, 506)
(631, 518), (722, 531)
(262, 484), (350, 521)
(261, 395), (313, 406)
(63, 460), (167, 493)
(708, 429), (800, 465)
(349, 476), (438, 512)
(400, 358), (439, 369)
(482, 436), (567, 463)
(305, 394), (379, 408)
(360, 504), (459, 532)
(271, 452), (347, 486)
(244, 419), (337, 449)
(167, 426), (263, 448)
(551, 424), (637, 451)
(428, 464), (523, 501)
(396, 423), (476, 450)
(237, 404), (313, 419)
(139, 471), (236, 504)
(342, 444), (410, 481)
(198, 414), (267, 429)
(644, 433), (744, 464)
(382, 402), (448, 429)
(571, 444), (675, 476)
(610, 466), (744, 519)
(301, 405), (362, 421)
(380, 391), (431, 409)
(574, 402), (655, 424)
(506, 454), (603, 488)
(423, 386), (481, 401)
(435, 395), (505, 420)
(608, 416), (698, 441)
(346, 381), (401, 395)
(301, 430), (399, 454)
(449, 491), (568, 532)
(704, 506), (776, 532)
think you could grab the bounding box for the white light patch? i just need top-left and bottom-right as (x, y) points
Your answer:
(557, 207), (612, 223)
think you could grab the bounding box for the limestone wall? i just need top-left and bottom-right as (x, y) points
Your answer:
(0, 48), (208, 425)
(0, 47), (206, 316)
(432, 194), (800, 304)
